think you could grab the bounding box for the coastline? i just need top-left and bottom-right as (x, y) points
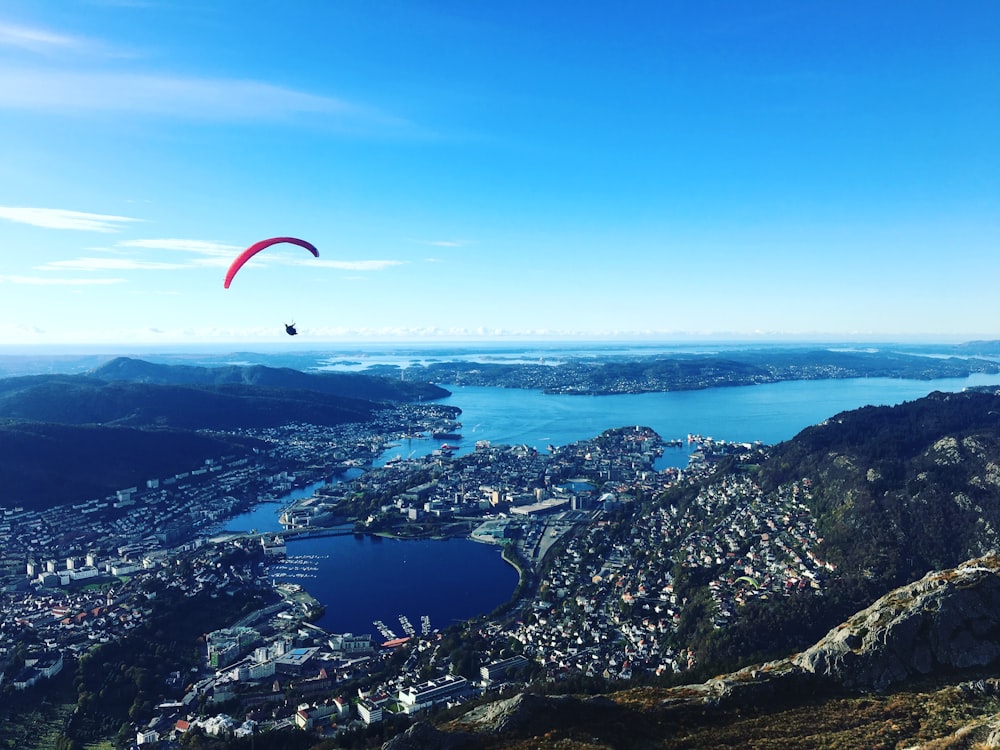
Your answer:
(369, 524), (523, 583)
(501, 542), (526, 589)
(352, 516), (531, 594)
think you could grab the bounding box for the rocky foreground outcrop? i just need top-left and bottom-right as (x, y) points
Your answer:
(694, 552), (1000, 707)
(419, 554), (1000, 749)
(792, 554), (1000, 691)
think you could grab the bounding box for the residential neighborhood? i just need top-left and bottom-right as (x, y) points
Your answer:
(0, 406), (834, 747)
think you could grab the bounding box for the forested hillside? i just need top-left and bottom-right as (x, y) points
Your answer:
(764, 388), (1000, 591)
(0, 420), (260, 509)
(0, 359), (449, 509)
(0, 376), (379, 429)
(90, 356), (449, 402)
(646, 387), (1000, 674)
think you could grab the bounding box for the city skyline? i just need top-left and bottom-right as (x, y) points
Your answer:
(1, 2), (997, 346)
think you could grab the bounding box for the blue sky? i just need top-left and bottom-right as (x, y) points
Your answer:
(0, 1), (997, 347)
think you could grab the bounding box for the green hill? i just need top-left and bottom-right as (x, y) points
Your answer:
(650, 387), (1000, 677)
(762, 387), (1000, 591)
(0, 375), (380, 429)
(90, 356), (449, 401)
(0, 358), (451, 509)
(0, 419), (260, 509)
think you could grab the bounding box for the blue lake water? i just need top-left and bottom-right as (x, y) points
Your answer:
(225, 371), (1000, 638)
(274, 535), (518, 639)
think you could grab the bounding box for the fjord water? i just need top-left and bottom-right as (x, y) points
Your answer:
(381, 373), (1000, 468)
(236, 372), (1000, 638)
(280, 535), (519, 639)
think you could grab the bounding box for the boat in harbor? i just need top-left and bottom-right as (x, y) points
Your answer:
(399, 614), (416, 636)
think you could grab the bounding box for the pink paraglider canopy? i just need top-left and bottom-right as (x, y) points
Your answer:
(223, 237), (319, 288)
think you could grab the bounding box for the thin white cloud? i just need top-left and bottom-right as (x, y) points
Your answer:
(118, 239), (405, 273)
(0, 206), (142, 232)
(38, 257), (188, 271)
(0, 274), (125, 285)
(0, 22), (86, 53)
(0, 21), (133, 60)
(0, 68), (404, 127)
(415, 239), (470, 248)
(119, 238), (240, 257)
(313, 259), (405, 272)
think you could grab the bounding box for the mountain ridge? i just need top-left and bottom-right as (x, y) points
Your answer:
(0, 357), (452, 430)
(90, 356), (450, 402)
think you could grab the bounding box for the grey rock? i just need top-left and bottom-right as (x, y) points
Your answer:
(793, 554), (1000, 691)
(381, 720), (481, 750)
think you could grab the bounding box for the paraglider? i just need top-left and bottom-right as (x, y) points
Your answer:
(223, 236), (319, 288)
(285, 322), (298, 336)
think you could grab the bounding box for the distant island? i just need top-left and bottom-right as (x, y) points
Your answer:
(4, 343), (1000, 396)
(394, 347), (1000, 394)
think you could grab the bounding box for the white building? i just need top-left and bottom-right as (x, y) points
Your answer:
(69, 565), (99, 581)
(357, 698), (383, 724)
(328, 633), (373, 656)
(398, 675), (469, 714)
(136, 728), (158, 745)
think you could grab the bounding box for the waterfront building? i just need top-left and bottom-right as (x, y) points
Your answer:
(471, 518), (518, 543)
(328, 632), (373, 657)
(261, 536), (286, 557)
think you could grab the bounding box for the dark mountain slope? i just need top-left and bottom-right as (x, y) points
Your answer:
(641, 388), (1000, 678)
(762, 388), (1000, 593)
(0, 420), (259, 508)
(0, 375), (384, 429)
(90, 356), (449, 401)
(0, 359), (452, 509)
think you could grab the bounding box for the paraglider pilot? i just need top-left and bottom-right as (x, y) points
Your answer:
(285, 322), (298, 336)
